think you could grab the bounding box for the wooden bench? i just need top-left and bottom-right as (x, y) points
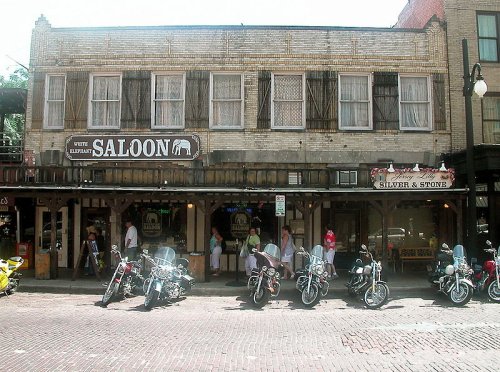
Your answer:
(398, 247), (435, 272)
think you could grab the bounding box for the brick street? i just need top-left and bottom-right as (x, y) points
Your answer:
(1, 290), (499, 372)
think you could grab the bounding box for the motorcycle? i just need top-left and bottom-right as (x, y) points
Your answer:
(295, 245), (329, 307)
(247, 243), (283, 308)
(142, 247), (195, 310)
(101, 245), (144, 306)
(346, 244), (389, 309)
(471, 240), (500, 302)
(427, 243), (473, 306)
(0, 256), (24, 295)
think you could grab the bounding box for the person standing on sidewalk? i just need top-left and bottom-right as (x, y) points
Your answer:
(209, 227), (223, 276)
(280, 225), (295, 280)
(323, 224), (338, 279)
(244, 227), (261, 276)
(124, 219), (138, 260)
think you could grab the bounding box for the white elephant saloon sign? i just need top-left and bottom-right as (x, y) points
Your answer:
(65, 134), (200, 161)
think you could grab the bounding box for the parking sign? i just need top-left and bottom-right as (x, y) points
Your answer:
(275, 195), (286, 217)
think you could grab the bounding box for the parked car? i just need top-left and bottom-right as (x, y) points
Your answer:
(368, 227), (406, 248)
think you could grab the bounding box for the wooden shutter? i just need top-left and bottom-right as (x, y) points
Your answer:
(64, 71), (88, 130)
(185, 71), (209, 129)
(306, 71), (337, 130)
(373, 72), (399, 131)
(257, 71), (271, 129)
(432, 73), (446, 131)
(31, 72), (45, 130)
(121, 71), (151, 130)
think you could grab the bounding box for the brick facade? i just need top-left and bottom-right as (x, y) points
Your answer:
(27, 16), (450, 169)
(396, 0), (445, 29)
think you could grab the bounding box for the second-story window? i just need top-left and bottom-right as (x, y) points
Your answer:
(44, 74), (65, 129)
(152, 73), (185, 129)
(482, 96), (500, 144)
(89, 73), (121, 129)
(478, 13), (499, 62)
(210, 73), (243, 129)
(271, 73), (305, 129)
(399, 75), (432, 130)
(339, 74), (372, 130)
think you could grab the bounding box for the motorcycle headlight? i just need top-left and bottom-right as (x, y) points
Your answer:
(267, 267), (276, 276)
(445, 264), (455, 275)
(312, 264), (324, 276)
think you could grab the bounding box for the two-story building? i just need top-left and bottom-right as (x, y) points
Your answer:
(0, 14), (466, 279)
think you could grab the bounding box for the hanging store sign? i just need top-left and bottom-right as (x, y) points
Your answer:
(371, 168), (455, 190)
(142, 209), (162, 238)
(0, 197), (14, 207)
(230, 210), (251, 239)
(65, 134), (200, 161)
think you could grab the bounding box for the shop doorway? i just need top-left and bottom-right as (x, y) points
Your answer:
(82, 208), (110, 267)
(333, 210), (360, 254)
(35, 206), (69, 267)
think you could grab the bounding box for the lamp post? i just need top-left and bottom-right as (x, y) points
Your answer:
(462, 38), (488, 257)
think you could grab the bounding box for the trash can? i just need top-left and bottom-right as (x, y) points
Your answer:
(188, 253), (205, 282)
(35, 251), (50, 279)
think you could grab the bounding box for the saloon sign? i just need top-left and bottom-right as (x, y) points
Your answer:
(371, 167), (455, 190)
(65, 134), (200, 161)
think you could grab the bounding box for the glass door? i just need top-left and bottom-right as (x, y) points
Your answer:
(35, 206), (68, 267)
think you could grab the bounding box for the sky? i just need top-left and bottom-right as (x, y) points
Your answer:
(1, 0), (408, 77)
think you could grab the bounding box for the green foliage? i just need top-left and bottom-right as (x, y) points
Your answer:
(1, 68), (28, 143)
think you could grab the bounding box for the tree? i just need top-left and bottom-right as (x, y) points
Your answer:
(0, 68), (28, 156)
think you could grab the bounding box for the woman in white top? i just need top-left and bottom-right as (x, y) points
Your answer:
(280, 225), (295, 280)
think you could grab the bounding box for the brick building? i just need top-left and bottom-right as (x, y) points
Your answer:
(0, 14), (465, 279)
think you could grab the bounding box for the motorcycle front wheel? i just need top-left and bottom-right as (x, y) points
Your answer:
(144, 289), (159, 310)
(448, 282), (473, 306)
(301, 283), (320, 308)
(251, 286), (270, 308)
(101, 281), (119, 307)
(487, 281), (500, 303)
(363, 282), (389, 309)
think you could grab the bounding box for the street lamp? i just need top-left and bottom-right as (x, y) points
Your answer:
(462, 38), (487, 257)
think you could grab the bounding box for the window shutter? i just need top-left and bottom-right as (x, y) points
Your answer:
(121, 71), (151, 130)
(64, 72), (88, 130)
(373, 72), (399, 130)
(306, 71), (337, 129)
(31, 72), (45, 130)
(185, 71), (209, 129)
(257, 71), (271, 129)
(432, 73), (446, 131)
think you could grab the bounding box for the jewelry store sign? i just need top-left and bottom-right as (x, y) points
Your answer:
(65, 134), (200, 161)
(371, 168), (455, 190)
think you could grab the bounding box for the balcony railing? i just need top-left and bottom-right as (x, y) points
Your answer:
(0, 164), (362, 190)
(0, 137), (23, 163)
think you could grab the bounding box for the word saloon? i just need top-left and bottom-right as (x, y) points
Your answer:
(65, 134), (200, 161)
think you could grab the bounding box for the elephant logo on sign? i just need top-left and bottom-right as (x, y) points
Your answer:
(172, 139), (191, 156)
(145, 212), (158, 224)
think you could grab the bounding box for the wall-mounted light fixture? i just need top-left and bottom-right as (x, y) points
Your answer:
(387, 163), (395, 173)
(412, 164), (420, 172)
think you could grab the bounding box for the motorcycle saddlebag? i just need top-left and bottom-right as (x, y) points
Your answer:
(180, 274), (195, 290)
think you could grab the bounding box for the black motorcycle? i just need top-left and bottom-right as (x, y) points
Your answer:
(427, 243), (473, 306)
(247, 243), (283, 308)
(101, 245), (144, 306)
(346, 244), (389, 309)
(142, 247), (195, 310)
(295, 245), (329, 307)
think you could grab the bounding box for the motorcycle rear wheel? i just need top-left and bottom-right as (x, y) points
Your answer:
(364, 282), (389, 309)
(252, 287), (270, 308)
(101, 281), (119, 307)
(144, 289), (159, 310)
(448, 282), (473, 306)
(320, 281), (329, 297)
(487, 281), (500, 303)
(301, 283), (320, 308)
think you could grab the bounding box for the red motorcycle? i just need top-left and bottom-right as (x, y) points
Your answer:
(471, 240), (500, 303)
(101, 245), (144, 306)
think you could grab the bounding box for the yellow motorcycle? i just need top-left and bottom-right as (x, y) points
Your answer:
(0, 256), (24, 295)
